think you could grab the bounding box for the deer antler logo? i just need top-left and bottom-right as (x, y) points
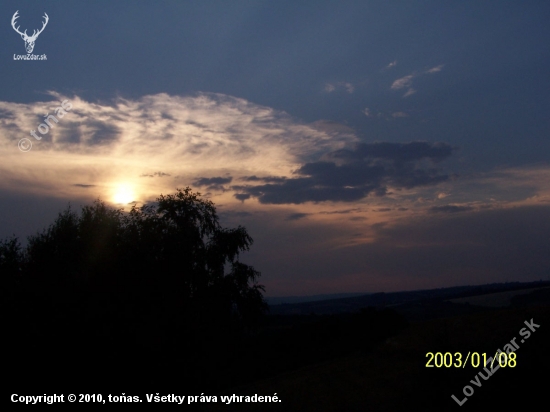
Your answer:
(11, 11), (49, 54)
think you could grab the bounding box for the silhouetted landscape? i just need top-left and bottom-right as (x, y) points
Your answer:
(3, 191), (549, 410)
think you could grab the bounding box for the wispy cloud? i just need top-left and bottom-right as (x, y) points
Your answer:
(391, 75), (415, 90)
(426, 64), (444, 74)
(324, 82), (355, 94)
(390, 64), (444, 97)
(0, 92), (358, 203)
(364, 108), (409, 119)
(140, 171), (171, 178)
(391, 112), (409, 118)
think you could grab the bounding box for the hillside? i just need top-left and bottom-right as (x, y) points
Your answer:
(204, 285), (549, 411)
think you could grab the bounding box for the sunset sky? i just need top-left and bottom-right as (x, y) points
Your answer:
(1, 1), (549, 296)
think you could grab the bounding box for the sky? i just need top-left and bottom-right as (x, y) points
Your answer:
(1, 1), (549, 296)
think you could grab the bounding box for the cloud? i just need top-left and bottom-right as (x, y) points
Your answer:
(319, 208), (363, 215)
(426, 64), (444, 74)
(286, 213), (310, 221)
(0, 92), (358, 203)
(324, 82), (354, 94)
(194, 176), (233, 186)
(73, 184), (95, 188)
(429, 205), (474, 213)
(365, 109), (409, 120)
(344, 83), (355, 93)
(386, 60), (397, 69)
(392, 112), (409, 118)
(391, 75), (415, 90)
(242, 175), (287, 184)
(237, 141), (456, 204)
(234, 193), (251, 202)
(140, 171), (171, 178)
(391, 64), (443, 97)
(194, 176), (233, 191)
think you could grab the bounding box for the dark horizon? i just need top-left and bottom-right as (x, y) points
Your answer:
(266, 279), (550, 304)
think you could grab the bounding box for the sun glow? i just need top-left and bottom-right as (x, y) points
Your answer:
(112, 183), (136, 205)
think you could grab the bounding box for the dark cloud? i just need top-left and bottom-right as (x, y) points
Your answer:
(140, 172), (171, 178)
(319, 208), (363, 215)
(242, 175), (287, 184)
(194, 176), (233, 186)
(286, 213), (310, 221)
(193, 176), (233, 191)
(237, 141), (455, 204)
(243, 179), (372, 204)
(73, 184), (95, 188)
(430, 205), (474, 213)
(234, 193), (251, 202)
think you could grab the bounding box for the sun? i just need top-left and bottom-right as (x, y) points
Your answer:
(112, 183), (136, 205)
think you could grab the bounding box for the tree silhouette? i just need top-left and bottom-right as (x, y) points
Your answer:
(5, 188), (266, 390)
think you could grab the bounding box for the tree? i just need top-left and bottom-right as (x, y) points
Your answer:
(5, 188), (267, 390)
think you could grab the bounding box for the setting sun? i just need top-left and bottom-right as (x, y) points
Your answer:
(112, 183), (136, 205)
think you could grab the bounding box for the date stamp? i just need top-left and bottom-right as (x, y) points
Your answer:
(426, 351), (516, 368)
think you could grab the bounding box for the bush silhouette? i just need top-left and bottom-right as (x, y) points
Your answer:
(5, 188), (266, 391)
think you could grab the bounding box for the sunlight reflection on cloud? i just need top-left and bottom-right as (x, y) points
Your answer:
(0, 92), (358, 204)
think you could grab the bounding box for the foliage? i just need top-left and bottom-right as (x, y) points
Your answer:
(4, 188), (266, 390)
